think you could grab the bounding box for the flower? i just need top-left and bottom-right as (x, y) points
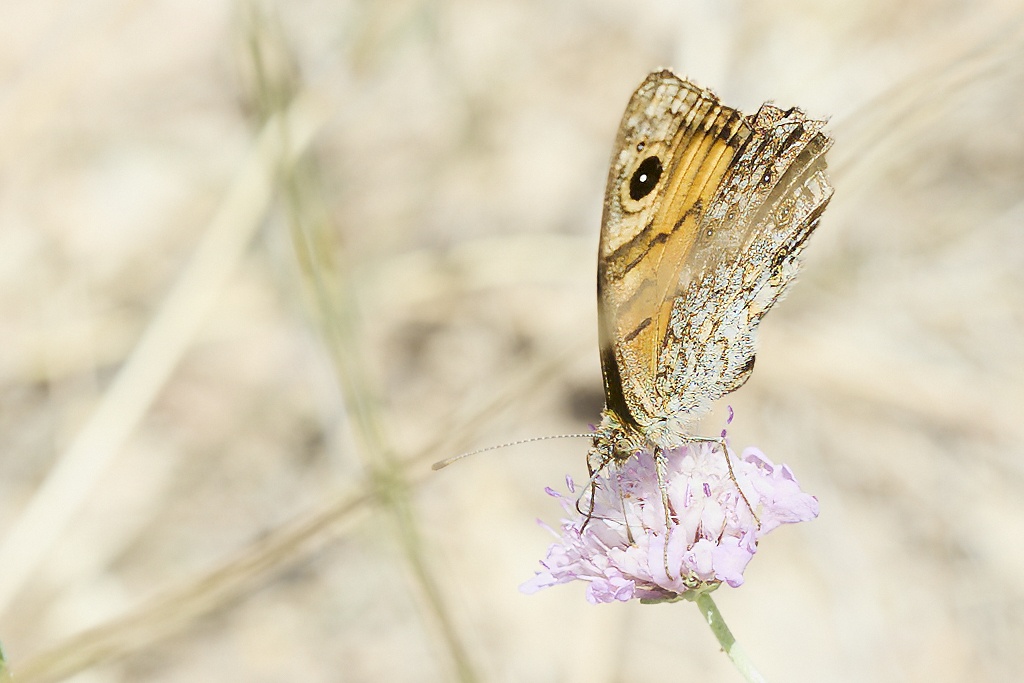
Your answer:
(520, 440), (819, 604)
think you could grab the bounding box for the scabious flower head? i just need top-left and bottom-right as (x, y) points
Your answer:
(521, 439), (819, 604)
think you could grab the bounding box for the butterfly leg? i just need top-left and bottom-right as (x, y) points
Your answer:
(654, 446), (675, 579)
(577, 458), (600, 532)
(577, 459), (637, 544)
(689, 435), (760, 527)
(614, 466), (636, 545)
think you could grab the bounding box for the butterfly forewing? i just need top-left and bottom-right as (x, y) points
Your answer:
(597, 71), (833, 448)
(598, 72), (752, 429)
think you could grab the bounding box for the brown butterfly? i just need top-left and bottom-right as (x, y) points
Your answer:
(589, 70), (833, 485)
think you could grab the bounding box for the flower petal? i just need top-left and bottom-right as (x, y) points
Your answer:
(524, 423), (818, 602)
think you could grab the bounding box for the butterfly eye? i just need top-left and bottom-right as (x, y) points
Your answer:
(629, 156), (663, 200)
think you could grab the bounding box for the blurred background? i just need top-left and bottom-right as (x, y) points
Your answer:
(1, 0), (1023, 681)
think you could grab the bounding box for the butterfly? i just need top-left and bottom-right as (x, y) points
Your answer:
(589, 70), (833, 483)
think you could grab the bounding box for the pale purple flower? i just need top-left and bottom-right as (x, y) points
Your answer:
(521, 441), (819, 604)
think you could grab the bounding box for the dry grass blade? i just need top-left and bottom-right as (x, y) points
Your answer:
(0, 91), (331, 616)
(14, 488), (371, 683)
(12, 333), (576, 682)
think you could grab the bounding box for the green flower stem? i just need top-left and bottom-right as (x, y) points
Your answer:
(0, 641), (12, 683)
(694, 591), (767, 683)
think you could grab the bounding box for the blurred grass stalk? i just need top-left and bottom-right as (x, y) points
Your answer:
(13, 3), (567, 667)
(0, 16), (327, 683)
(0, 642), (11, 683)
(829, 19), (1024, 183)
(0, 89), (331, 619)
(237, 4), (480, 681)
(9, 3), (484, 680)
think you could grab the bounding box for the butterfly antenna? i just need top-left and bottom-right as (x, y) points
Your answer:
(431, 434), (592, 471)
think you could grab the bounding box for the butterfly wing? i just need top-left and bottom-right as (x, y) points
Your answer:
(597, 71), (752, 430)
(654, 107), (833, 427)
(597, 71), (833, 440)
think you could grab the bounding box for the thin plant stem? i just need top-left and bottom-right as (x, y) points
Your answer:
(238, 7), (479, 681)
(693, 591), (767, 683)
(0, 642), (12, 683)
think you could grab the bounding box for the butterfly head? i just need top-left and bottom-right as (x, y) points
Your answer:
(588, 408), (645, 471)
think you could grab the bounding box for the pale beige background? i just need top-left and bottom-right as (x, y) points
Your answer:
(1, 1), (1023, 681)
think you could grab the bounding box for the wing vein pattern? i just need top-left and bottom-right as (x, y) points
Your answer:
(597, 71), (833, 449)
